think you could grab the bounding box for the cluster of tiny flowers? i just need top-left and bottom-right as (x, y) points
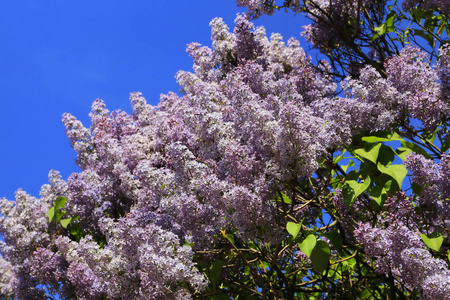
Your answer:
(300, 0), (375, 50)
(405, 153), (450, 228)
(438, 44), (450, 102)
(343, 45), (450, 130)
(235, 0), (275, 18)
(0, 256), (18, 299)
(354, 192), (450, 298)
(0, 15), (349, 298)
(1, 10), (449, 298)
(402, 0), (450, 15)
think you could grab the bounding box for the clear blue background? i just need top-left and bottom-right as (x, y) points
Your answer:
(0, 1), (309, 200)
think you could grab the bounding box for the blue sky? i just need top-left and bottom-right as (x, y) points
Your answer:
(0, 1), (309, 200)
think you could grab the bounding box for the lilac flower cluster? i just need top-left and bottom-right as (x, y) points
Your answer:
(300, 0), (380, 51)
(1, 10), (449, 299)
(237, 0), (385, 60)
(0, 15), (347, 298)
(344, 46), (450, 130)
(402, 0), (450, 15)
(438, 44), (450, 102)
(235, 0), (276, 18)
(405, 153), (450, 227)
(354, 192), (450, 299)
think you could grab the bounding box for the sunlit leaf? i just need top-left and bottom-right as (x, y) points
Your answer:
(421, 232), (444, 251)
(60, 215), (79, 229)
(395, 147), (412, 160)
(47, 207), (55, 223)
(354, 143), (381, 164)
(299, 234), (316, 258)
(342, 176), (371, 209)
(54, 196), (67, 210)
(361, 132), (403, 143)
(341, 159), (355, 172)
(287, 221), (302, 239)
(377, 163), (407, 188)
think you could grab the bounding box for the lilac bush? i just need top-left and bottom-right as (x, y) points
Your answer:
(1, 1), (450, 299)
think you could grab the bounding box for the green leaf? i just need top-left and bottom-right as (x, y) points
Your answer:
(421, 130), (437, 144)
(333, 151), (346, 164)
(387, 0), (398, 11)
(210, 260), (225, 291)
(370, 184), (387, 206)
(54, 210), (66, 223)
(69, 223), (84, 240)
(225, 234), (234, 244)
(377, 163), (407, 188)
(385, 12), (396, 33)
(361, 132), (403, 143)
(287, 221), (302, 239)
(400, 140), (431, 159)
(411, 182), (424, 195)
(341, 159), (355, 173)
(421, 232), (444, 251)
(310, 240), (331, 274)
(395, 147), (413, 160)
(47, 196), (68, 223)
(372, 33), (381, 41)
(299, 234), (317, 258)
(47, 207), (56, 223)
(383, 180), (396, 195)
(377, 144), (396, 166)
(413, 29), (433, 45)
(342, 176), (371, 209)
(324, 230), (344, 255)
(60, 218), (71, 229)
(280, 192), (292, 205)
(60, 215), (79, 229)
(441, 138), (450, 153)
(54, 196), (68, 210)
(354, 143), (381, 164)
(273, 192), (292, 205)
(374, 23), (387, 36)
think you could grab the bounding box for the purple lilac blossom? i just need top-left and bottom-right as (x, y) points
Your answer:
(0, 15), (343, 298)
(405, 153), (450, 227)
(343, 46), (450, 130)
(402, 0), (450, 15)
(0, 12), (449, 299)
(354, 192), (450, 298)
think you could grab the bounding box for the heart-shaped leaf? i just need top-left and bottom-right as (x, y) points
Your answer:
(310, 240), (331, 274)
(47, 207), (56, 223)
(60, 215), (79, 229)
(342, 176), (371, 209)
(287, 221), (302, 239)
(421, 232), (444, 251)
(54, 196), (68, 210)
(299, 235), (317, 258)
(377, 163), (407, 189)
